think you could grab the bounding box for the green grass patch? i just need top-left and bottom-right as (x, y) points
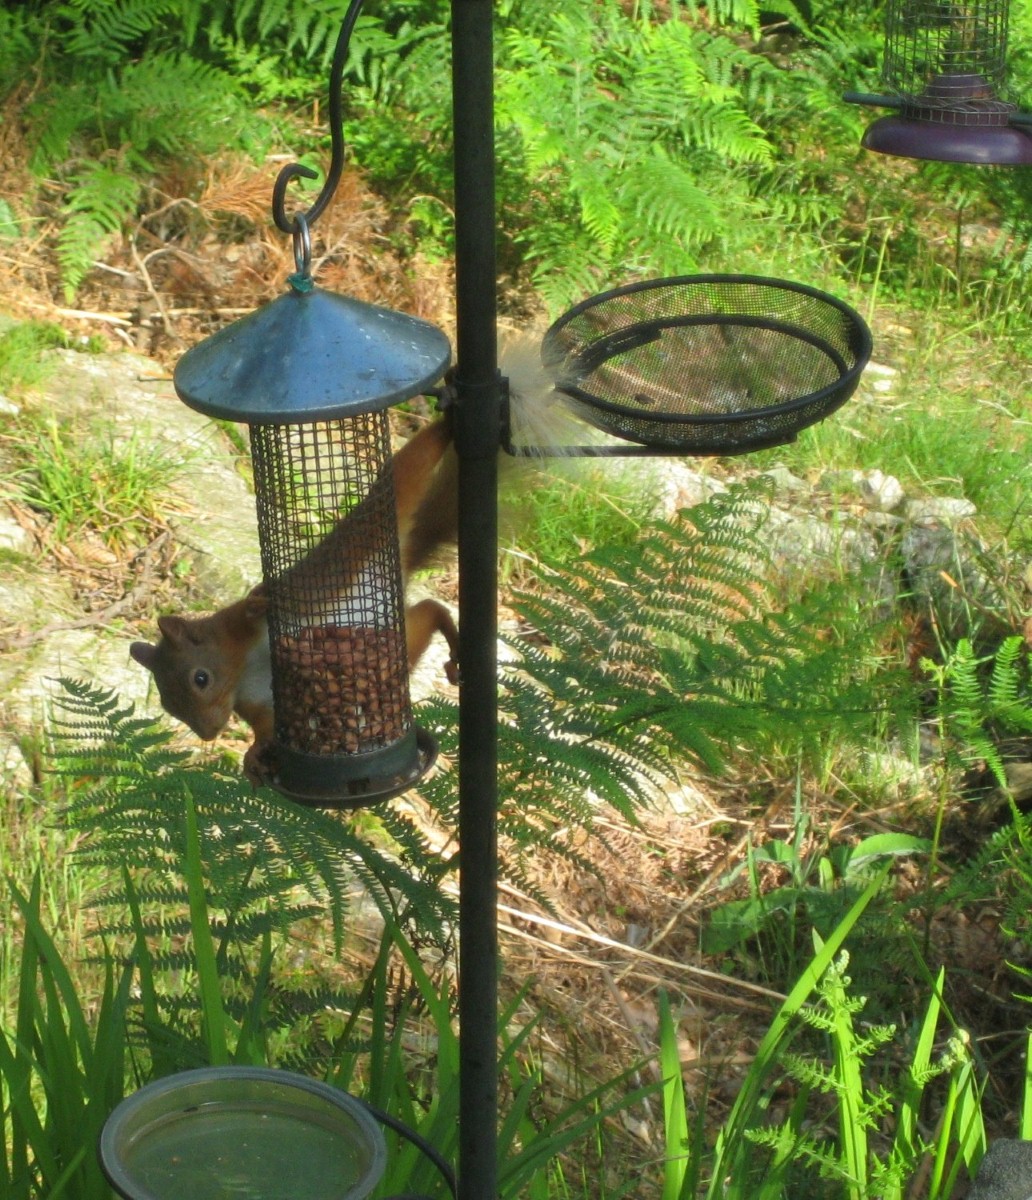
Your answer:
(0, 321), (102, 399)
(1, 414), (187, 550)
(745, 307), (1032, 547)
(500, 459), (662, 583)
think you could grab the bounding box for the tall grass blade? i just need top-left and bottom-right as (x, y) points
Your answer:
(707, 871), (885, 1199)
(1023, 1030), (1032, 1141)
(887, 966), (944, 1200)
(946, 1045), (987, 1196)
(3, 875), (132, 1199)
(182, 790), (228, 1064)
(658, 989), (691, 1200)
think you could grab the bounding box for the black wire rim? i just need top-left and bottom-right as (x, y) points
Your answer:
(541, 274), (873, 453)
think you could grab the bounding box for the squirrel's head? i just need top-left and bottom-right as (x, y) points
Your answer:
(130, 615), (237, 740)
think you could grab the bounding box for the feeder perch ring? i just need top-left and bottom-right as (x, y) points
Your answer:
(541, 274), (873, 455)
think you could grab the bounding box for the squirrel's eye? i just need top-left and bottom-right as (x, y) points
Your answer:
(193, 669), (211, 689)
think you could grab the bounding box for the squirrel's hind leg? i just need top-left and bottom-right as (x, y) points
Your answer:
(406, 598), (459, 685)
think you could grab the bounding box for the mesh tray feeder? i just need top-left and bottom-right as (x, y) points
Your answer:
(541, 275), (872, 455)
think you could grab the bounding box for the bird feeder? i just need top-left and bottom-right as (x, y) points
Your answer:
(845, 0), (1032, 163)
(506, 275), (872, 457)
(173, 220), (450, 807)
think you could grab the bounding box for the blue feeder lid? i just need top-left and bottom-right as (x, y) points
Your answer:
(174, 285), (452, 424)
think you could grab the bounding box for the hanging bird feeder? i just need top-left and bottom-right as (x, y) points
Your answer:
(173, 12), (451, 808)
(845, 0), (1032, 164)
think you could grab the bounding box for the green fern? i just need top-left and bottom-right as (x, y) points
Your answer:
(49, 677), (454, 950)
(672, 0), (808, 38)
(11, 1), (271, 298)
(55, 157), (143, 301)
(0, 9), (37, 97)
(416, 481), (908, 899)
(59, 0), (184, 63)
(741, 950), (984, 1200)
(491, 1), (776, 309)
(47, 675), (460, 1069)
(922, 635), (1032, 790)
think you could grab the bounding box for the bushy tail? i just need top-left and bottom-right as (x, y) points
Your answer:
(501, 329), (602, 456)
(400, 331), (598, 575)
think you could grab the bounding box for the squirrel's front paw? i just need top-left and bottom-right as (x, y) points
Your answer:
(243, 739), (278, 788)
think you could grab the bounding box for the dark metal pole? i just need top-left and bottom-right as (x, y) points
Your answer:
(450, 4), (499, 1200)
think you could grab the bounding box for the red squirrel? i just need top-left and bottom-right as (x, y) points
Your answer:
(130, 415), (460, 784)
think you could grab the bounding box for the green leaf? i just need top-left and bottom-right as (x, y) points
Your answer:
(845, 833), (931, 870)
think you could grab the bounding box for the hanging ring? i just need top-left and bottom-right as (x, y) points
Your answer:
(270, 0), (365, 236)
(292, 213), (313, 277)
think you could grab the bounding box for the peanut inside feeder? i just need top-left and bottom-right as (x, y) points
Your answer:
(277, 625), (408, 756)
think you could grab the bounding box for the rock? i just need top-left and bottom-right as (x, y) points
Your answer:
(0, 343), (262, 780)
(0, 513), (31, 554)
(1000, 761), (1032, 806)
(649, 459), (726, 514)
(38, 347), (261, 601)
(960, 222), (999, 250)
(817, 467), (905, 513)
(900, 523), (1003, 635)
(904, 495), (977, 524)
(859, 468), (905, 512)
(861, 509), (904, 532)
(967, 1139), (1032, 1200)
(818, 468), (865, 493)
(761, 464), (808, 494)
(764, 504), (882, 576)
(0, 619), (159, 791)
(860, 362), (898, 396)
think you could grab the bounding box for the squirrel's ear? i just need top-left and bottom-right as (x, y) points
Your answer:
(245, 585), (268, 619)
(130, 641), (157, 670)
(157, 615), (191, 644)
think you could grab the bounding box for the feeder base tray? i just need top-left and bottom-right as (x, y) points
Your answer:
(270, 725), (438, 808)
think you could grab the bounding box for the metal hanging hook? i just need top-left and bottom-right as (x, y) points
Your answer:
(271, 0), (366, 236)
(291, 212), (313, 277)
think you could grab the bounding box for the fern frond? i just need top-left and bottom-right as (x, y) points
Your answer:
(494, 0), (777, 292)
(415, 480), (906, 890)
(55, 158), (142, 300)
(49, 678), (455, 952)
(625, 149), (722, 247)
(925, 636), (1032, 787)
(988, 636), (1032, 730)
(674, 0), (808, 37)
(60, 0), (182, 64)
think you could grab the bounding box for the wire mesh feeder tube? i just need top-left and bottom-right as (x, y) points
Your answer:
(882, 0), (1014, 122)
(249, 414), (433, 806)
